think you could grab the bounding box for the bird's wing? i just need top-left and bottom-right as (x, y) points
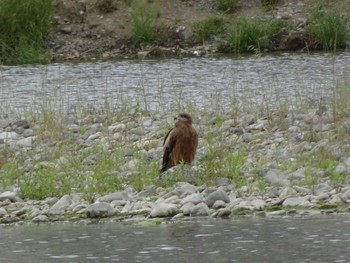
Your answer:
(163, 127), (173, 145)
(161, 128), (177, 172)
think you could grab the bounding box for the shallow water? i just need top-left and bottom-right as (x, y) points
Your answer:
(1, 53), (350, 113)
(1, 216), (350, 263)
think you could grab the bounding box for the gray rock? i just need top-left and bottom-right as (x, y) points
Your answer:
(335, 164), (347, 174)
(72, 204), (88, 213)
(251, 199), (266, 210)
(329, 194), (343, 205)
(98, 191), (128, 202)
(87, 132), (102, 141)
(282, 196), (311, 207)
(130, 128), (149, 136)
(42, 197), (59, 206)
(86, 202), (116, 218)
(205, 189), (230, 208)
(190, 202), (210, 216)
(32, 214), (49, 223)
(215, 208), (231, 218)
(266, 210), (287, 217)
(165, 195), (181, 204)
(0, 120), (10, 129)
(243, 115), (257, 126)
(171, 213), (185, 219)
(60, 26), (72, 34)
(287, 169), (305, 181)
(0, 191), (21, 202)
(212, 200), (227, 209)
(137, 186), (156, 198)
(311, 193), (329, 201)
(150, 202), (179, 218)
(67, 124), (80, 133)
(164, 183), (198, 199)
(288, 126), (301, 133)
(241, 133), (253, 142)
(180, 202), (196, 216)
(313, 183), (332, 196)
(17, 136), (34, 148)
(264, 169), (290, 187)
(180, 193), (204, 205)
(0, 132), (20, 142)
(49, 195), (72, 214)
(279, 187), (298, 199)
(215, 177), (231, 187)
(13, 207), (27, 217)
(82, 155), (97, 165)
(108, 123), (126, 133)
(341, 188), (350, 200)
(0, 207), (7, 217)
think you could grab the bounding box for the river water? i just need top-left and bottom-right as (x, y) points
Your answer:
(1, 52), (350, 113)
(1, 215), (350, 263)
(1, 54), (350, 262)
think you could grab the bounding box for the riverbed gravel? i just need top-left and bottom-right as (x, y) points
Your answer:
(1, 106), (350, 225)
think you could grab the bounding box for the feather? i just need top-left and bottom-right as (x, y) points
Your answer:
(160, 113), (198, 173)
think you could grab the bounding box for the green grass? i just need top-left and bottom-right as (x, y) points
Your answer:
(193, 16), (226, 43)
(1, 74), (350, 201)
(213, 0), (239, 13)
(307, 10), (348, 51)
(0, 0), (52, 65)
(219, 17), (292, 54)
(131, 0), (158, 44)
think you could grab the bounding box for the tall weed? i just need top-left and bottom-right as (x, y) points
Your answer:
(0, 0), (52, 64)
(131, 0), (158, 44)
(193, 16), (226, 42)
(219, 17), (290, 54)
(307, 10), (348, 51)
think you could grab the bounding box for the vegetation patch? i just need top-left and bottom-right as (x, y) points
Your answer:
(130, 0), (158, 44)
(0, 0), (52, 64)
(218, 17), (292, 54)
(213, 0), (239, 13)
(193, 16), (226, 43)
(306, 8), (348, 51)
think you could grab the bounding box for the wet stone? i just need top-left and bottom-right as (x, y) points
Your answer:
(86, 202), (116, 218)
(150, 202), (179, 218)
(205, 189), (230, 208)
(0, 207), (7, 217)
(190, 203), (210, 217)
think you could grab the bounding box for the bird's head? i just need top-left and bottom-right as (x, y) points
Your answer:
(174, 113), (193, 125)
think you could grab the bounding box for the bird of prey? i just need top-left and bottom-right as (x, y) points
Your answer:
(161, 113), (198, 172)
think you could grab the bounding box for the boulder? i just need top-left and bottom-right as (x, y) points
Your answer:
(86, 202), (116, 218)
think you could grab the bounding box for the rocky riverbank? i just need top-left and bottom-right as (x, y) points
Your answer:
(1, 102), (350, 225)
(48, 0), (350, 61)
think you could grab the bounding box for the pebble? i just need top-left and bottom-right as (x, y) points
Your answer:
(0, 108), (350, 224)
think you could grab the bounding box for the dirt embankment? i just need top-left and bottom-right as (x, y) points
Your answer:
(47, 0), (348, 61)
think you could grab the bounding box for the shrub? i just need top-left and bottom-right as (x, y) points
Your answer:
(219, 17), (290, 54)
(213, 0), (239, 13)
(307, 10), (348, 51)
(131, 0), (158, 44)
(0, 0), (52, 64)
(193, 16), (226, 42)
